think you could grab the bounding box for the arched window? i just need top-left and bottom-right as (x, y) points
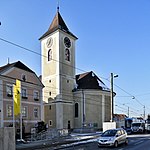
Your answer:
(48, 49), (52, 61)
(75, 103), (79, 118)
(65, 48), (70, 61)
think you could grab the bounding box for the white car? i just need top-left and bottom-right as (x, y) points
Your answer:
(97, 128), (128, 148)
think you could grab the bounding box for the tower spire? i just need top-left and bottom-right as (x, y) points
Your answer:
(39, 1), (78, 40)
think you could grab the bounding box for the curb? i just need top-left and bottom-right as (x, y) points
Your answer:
(16, 134), (100, 150)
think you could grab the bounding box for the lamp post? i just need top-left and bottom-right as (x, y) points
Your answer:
(127, 106), (129, 117)
(110, 73), (118, 122)
(132, 96), (146, 119)
(123, 104), (129, 117)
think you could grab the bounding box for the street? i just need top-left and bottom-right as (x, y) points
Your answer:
(67, 134), (150, 150)
(33, 134), (150, 150)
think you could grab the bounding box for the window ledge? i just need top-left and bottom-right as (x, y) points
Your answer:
(34, 98), (39, 101)
(22, 96), (28, 99)
(7, 94), (13, 97)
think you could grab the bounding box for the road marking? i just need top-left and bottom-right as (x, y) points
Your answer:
(128, 134), (150, 138)
(134, 140), (144, 145)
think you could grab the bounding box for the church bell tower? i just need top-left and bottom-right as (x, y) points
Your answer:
(39, 7), (78, 129)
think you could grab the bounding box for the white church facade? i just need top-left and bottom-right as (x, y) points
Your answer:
(39, 9), (112, 130)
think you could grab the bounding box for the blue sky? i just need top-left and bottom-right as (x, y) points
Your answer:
(1, 0), (150, 118)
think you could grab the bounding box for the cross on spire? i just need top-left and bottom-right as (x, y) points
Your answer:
(57, 0), (60, 12)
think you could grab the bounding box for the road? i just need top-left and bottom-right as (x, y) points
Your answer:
(58, 134), (150, 150)
(29, 134), (150, 150)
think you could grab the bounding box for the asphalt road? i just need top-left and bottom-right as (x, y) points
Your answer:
(58, 134), (150, 150)
(22, 134), (150, 150)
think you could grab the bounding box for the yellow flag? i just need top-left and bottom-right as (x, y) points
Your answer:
(14, 80), (21, 116)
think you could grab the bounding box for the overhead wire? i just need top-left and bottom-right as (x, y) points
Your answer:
(115, 102), (143, 117)
(0, 37), (149, 115)
(0, 75), (145, 117)
(0, 83), (111, 109)
(0, 37), (86, 73)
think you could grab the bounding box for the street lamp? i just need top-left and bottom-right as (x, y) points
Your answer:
(110, 73), (118, 122)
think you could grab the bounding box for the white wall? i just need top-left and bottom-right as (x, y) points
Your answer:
(103, 122), (116, 132)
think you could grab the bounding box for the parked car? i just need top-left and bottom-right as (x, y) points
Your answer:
(97, 128), (128, 148)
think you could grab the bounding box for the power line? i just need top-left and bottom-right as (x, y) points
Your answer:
(0, 37), (86, 73)
(115, 102), (143, 116)
(0, 76), (140, 113)
(0, 37), (148, 112)
(0, 37), (110, 87)
(1, 73), (148, 117)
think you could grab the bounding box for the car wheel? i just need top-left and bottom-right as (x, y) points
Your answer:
(125, 139), (128, 145)
(114, 141), (118, 148)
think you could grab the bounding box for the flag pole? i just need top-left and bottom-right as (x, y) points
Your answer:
(18, 80), (22, 140)
(20, 96), (22, 140)
(13, 85), (15, 128)
(16, 79), (22, 140)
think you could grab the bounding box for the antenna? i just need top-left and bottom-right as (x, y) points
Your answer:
(57, 0), (60, 12)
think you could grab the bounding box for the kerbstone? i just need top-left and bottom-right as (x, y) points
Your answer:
(0, 127), (15, 150)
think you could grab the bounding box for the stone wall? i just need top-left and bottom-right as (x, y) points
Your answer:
(0, 127), (15, 150)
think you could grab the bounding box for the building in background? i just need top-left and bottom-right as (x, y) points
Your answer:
(74, 71), (111, 129)
(0, 61), (44, 133)
(113, 114), (127, 128)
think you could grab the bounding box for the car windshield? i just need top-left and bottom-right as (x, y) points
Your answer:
(101, 130), (117, 137)
(132, 123), (141, 127)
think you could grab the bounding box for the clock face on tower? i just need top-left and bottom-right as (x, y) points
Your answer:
(64, 37), (71, 48)
(46, 37), (53, 48)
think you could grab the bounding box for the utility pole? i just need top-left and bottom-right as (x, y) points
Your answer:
(123, 104), (130, 117)
(82, 90), (85, 127)
(143, 105), (145, 119)
(110, 73), (114, 122)
(110, 73), (118, 122)
(128, 106), (129, 118)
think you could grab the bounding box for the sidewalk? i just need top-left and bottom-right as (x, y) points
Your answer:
(16, 132), (101, 150)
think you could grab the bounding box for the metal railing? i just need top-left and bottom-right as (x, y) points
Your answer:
(31, 128), (69, 141)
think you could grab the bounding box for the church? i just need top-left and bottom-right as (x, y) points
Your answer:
(39, 7), (112, 130)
